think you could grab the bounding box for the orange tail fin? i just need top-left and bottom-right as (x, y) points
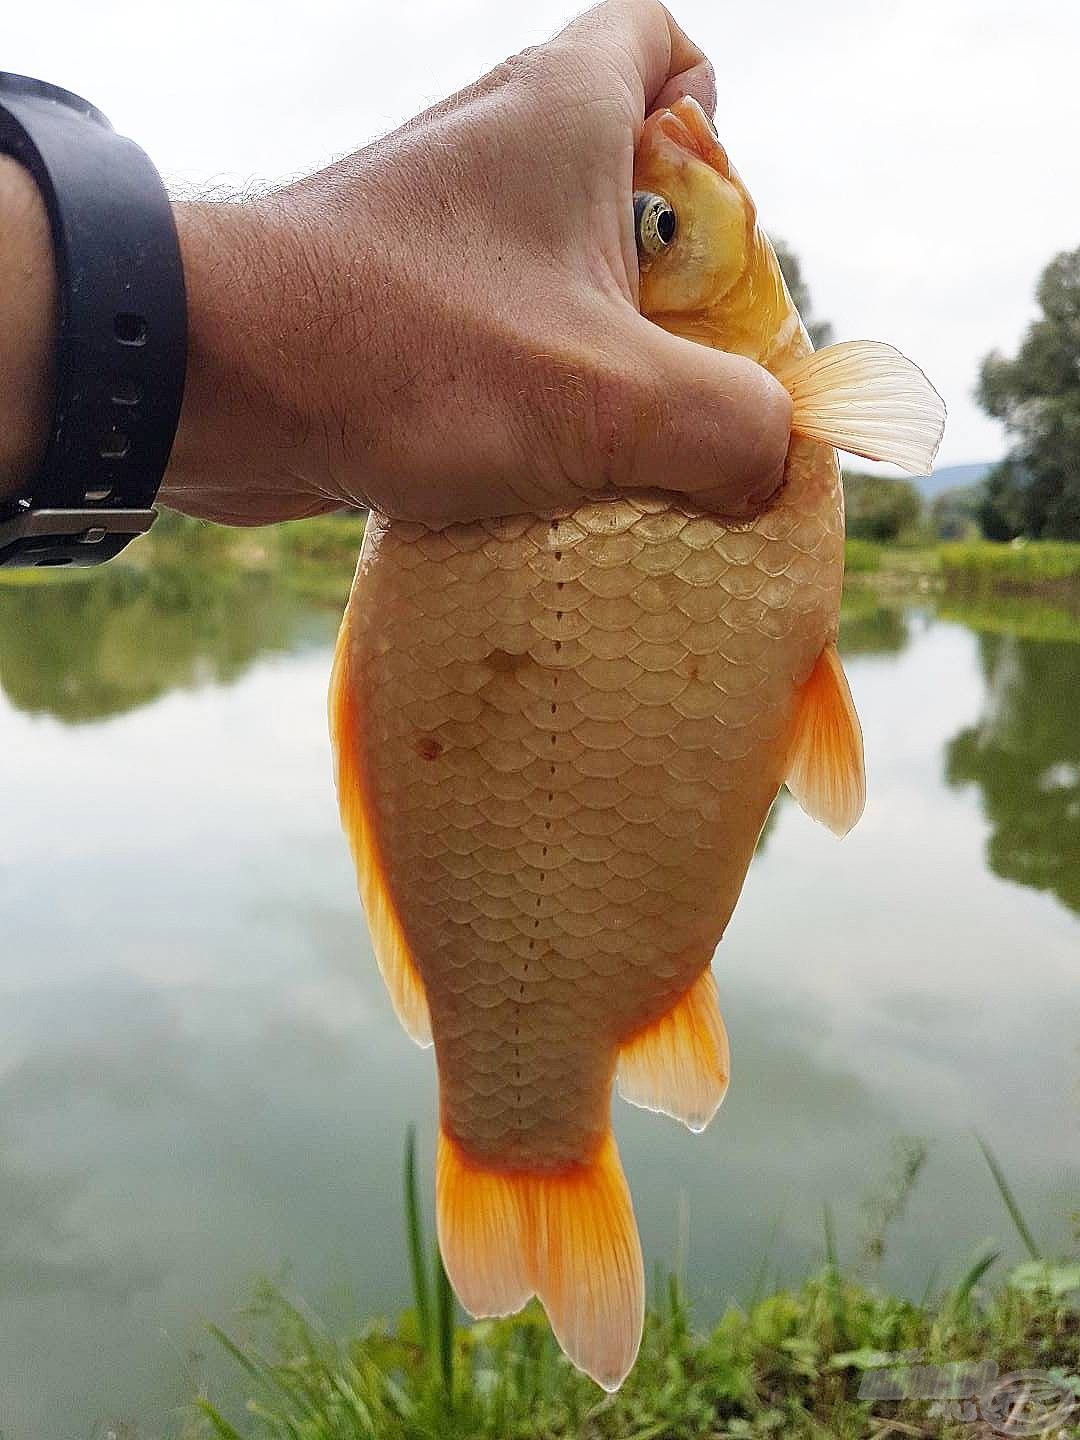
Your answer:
(436, 1128), (644, 1391)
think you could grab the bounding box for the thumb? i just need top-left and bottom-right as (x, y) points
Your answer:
(621, 315), (792, 516)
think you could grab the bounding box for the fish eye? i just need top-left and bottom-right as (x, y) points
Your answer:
(634, 192), (677, 258)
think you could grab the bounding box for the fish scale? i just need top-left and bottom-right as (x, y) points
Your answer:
(337, 430), (841, 1173)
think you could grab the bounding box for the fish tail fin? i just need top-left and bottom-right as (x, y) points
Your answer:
(530, 1131), (645, 1392)
(785, 641), (866, 837)
(329, 610), (432, 1047)
(436, 1126), (644, 1391)
(777, 339), (946, 475)
(435, 1127), (533, 1318)
(617, 967), (730, 1132)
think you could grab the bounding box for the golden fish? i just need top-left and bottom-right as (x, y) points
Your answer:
(330, 97), (944, 1390)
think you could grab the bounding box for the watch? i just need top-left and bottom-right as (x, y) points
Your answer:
(0, 73), (187, 568)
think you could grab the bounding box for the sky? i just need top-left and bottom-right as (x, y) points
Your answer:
(7, 0), (1080, 471)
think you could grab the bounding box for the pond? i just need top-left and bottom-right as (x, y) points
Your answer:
(0, 544), (1077, 1438)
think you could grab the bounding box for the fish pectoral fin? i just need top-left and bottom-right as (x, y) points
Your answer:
(777, 340), (946, 475)
(329, 614), (432, 1047)
(616, 968), (729, 1133)
(437, 1127), (644, 1392)
(784, 642), (866, 837)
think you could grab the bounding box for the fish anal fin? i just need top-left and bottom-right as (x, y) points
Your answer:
(785, 642), (866, 838)
(777, 340), (946, 476)
(436, 1127), (644, 1392)
(616, 968), (729, 1132)
(329, 615), (432, 1047)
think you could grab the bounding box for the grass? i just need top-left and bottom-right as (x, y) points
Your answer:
(194, 1134), (1079, 1440)
(938, 540), (1080, 590)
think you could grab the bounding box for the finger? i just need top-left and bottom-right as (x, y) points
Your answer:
(622, 317), (793, 515)
(557, 0), (708, 112)
(651, 58), (717, 117)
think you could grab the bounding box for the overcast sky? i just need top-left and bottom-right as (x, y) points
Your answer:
(8, 0), (1080, 470)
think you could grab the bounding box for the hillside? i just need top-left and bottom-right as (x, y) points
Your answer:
(914, 462), (991, 501)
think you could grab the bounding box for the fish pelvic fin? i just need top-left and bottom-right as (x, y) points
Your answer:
(785, 642), (866, 837)
(329, 611), (432, 1047)
(777, 339), (946, 475)
(436, 1127), (644, 1392)
(616, 968), (730, 1132)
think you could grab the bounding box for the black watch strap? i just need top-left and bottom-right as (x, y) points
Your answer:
(0, 74), (187, 568)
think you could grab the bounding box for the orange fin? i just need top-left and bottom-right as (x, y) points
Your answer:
(435, 1129), (532, 1318)
(436, 1127), (644, 1392)
(785, 642), (866, 837)
(777, 340), (946, 475)
(329, 611), (432, 1047)
(616, 968), (730, 1132)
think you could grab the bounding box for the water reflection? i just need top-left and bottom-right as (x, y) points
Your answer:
(0, 554), (339, 725)
(1, 538), (1078, 1438)
(947, 629), (1080, 915)
(838, 595), (910, 656)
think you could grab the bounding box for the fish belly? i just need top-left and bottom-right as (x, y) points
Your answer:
(339, 445), (841, 1173)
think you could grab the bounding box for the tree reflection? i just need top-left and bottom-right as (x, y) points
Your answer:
(947, 631), (1080, 914)
(838, 597), (910, 656)
(0, 519), (341, 724)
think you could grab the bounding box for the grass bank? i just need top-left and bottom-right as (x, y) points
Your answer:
(845, 538), (1080, 600)
(196, 1135), (1079, 1440)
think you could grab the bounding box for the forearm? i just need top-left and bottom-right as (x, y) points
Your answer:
(162, 195), (352, 525)
(0, 0), (793, 532)
(0, 155), (57, 502)
(0, 165), (354, 524)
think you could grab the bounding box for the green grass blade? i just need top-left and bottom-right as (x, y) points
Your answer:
(206, 1323), (266, 1384)
(194, 1398), (246, 1439)
(822, 1203), (839, 1271)
(404, 1124), (433, 1350)
(434, 1237), (455, 1396)
(750, 1210), (785, 1308)
(976, 1134), (1042, 1261)
(954, 1247), (1001, 1306)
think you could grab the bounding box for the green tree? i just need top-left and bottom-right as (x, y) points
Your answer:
(842, 471), (923, 542)
(773, 237), (832, 350)
(977, 247), (1080, 539)
(930, 484), (982, 540)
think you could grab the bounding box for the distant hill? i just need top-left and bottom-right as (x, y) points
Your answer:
(913, 463), (992, 501)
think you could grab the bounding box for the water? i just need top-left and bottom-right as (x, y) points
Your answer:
(1, 552), (1077, 1438)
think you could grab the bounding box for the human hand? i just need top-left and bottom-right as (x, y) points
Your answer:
(161, 0), (793, 526)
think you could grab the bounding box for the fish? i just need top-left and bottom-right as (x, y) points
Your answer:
(329, 96), (944, 1391)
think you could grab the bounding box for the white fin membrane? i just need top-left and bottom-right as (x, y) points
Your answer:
(777, 340), (946, 475)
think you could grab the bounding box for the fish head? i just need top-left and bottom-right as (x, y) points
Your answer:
(633, 97), (799, 364)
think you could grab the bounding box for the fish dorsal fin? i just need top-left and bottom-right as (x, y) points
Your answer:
(776, 340), (946, 475)
(616, 968), (729, 1132)
(329, 611), (432, 1047)
(785, 642), (866, 837)
(436, 1127), (644, 1392)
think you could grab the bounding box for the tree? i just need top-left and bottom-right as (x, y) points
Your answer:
(977, 247), (1080, 539)
(842, 471), (923, 542)
(772, 238), (832, 350)
(930, 484), (982, 540)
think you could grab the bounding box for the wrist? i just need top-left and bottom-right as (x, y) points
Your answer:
(162, 192), (357, 524)
(0, 154), (57, 502)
